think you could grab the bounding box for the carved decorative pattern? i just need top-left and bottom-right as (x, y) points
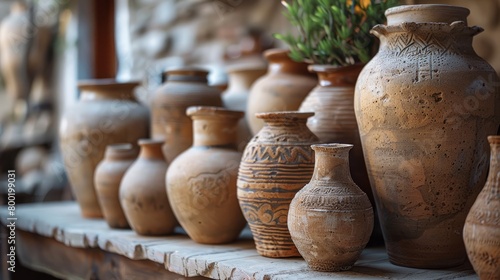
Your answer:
(188, 170), (230, 210)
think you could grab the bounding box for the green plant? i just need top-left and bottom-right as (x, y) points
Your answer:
(275, 0), (398, 66)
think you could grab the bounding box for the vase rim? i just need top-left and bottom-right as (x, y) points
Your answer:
(488, 135), (500, 144)
(138, 138), (164, 146)
(308, 63), (365, 74)
(78, 79), (140, 90)
(187, 106), (244, 119)
(106, 143), (134, 152)
(263, 48), (289, 60)
(256, 111), (314, 120)
(385, 5), (470, 24)
(312, 143), (353, 152)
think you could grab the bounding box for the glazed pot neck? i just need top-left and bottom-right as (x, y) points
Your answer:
(265, 49), (312, 76)
(104, 144), (138, 161)
(311, 144), (354, 183)
(138, 139), (165, 161)
(188, 107), (243, 148)
(227, 68), (266, 92)
(310, 64), (364, 87)
(487, 136), (500, 192)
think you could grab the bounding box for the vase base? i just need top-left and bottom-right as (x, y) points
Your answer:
(388, 256), (466, 269)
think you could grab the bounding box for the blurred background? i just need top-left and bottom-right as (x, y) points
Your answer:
(0, 0), (499, 205)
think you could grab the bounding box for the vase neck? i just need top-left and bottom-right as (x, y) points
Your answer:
(227, 68), (265, 92)
(105, 144), (138, 161)
(487, 136), (500, 193)
(138, 140), (165, 161)
(188, 107), (243, 148)
(311, 144), (354, 183)
(385, 5), (470, 25)
(256, 112), (319, 143)
(165, 68), (209, 83)
(78, 81), (138, 101)
(311, 64), (363, 87)
(264, 49), (311, 76)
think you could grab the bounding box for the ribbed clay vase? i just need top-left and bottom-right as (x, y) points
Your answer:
(120, 139), (177, 235)
(223, 66), (266, 151)
(94, 144), (138, 228)
(354, 5), (500, 268)
(150, 68), (223, 163)
(246, 49), (317, 135)
(288, 144), (373, 271)
(59, 80), (149, 218)
(464, 136), (500, 280)
(237, 112), (319, 257)
(167, 107), (246, 244)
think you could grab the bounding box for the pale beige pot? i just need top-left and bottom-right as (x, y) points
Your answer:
(94, 144), (138, 229)
(59, 80), (149, 218)
(288, 144), (373, 271)
(167, 107), (246, 244)
(120, 139), (177, 235)
(354, 4), (500, 268)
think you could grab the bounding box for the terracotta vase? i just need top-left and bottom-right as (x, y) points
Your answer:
(223, 66), (266, 151)
(167, 107), (246, 244)
(354, 5), (500, 268)
(120, 139), (176, 235)
(464, 136), (500, 280)
(237, 112), (319, 257)
(59, 80), (149, 218)
(246, 49), (317, 135)
(94, 144), (138, 228)
(288, 144), (373, 271)
(150, 68), (223, 163)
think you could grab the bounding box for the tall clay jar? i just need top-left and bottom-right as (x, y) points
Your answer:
(120, 139), (177, 235)
(167, 107), (246, 244)
(150, 68), (223, 163)
(464, 136), (500, 280)
(246, 49), (317, 135)
(354, 5), (500, 268)
(59, 80), (149, 218)
(237, 112), (319, 257)
(288, 144), (373, 271)
(94, 144), (138, 228)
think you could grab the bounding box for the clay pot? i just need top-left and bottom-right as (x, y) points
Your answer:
(354, 5), (500, 268)
(59, 80), (149, 218)
(120, 139), (176, 235)
(288, 144), (373, 271)
(150, 68), (223, 163)
(223, 66), (266, 151)
(167, 107), (246, 244)
(94, 144), (138, 228)
(464, 136), (500, 280)
(246, 49), (317, 135)
(237, 111), (319, 257)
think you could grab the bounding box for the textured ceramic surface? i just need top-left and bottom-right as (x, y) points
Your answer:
(464, 136), (500, 280)
(167, 107), (246, 244)
(288, 144), (373, 271)
(354, 4), (500, 268)
(237, 111), (319, 257)
(120, 139), (177, 235)
(246, 49), (317, 135)
(59, 80), (149, 218)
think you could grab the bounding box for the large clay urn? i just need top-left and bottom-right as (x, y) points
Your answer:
(94, 144), (138, 228)
(246, 49), (317, 135)
(354, 5), (500, 268)
(223, 66), (266, 151)
(464, 136), (500, 280)
(167, 107), (246, 244)
(59, 80), (149, 218)
(150, 68), (223, 163)
(237, 112), (319, 257)
(288, 144), (373, 271)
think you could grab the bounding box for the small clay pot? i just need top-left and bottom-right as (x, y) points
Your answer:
(167, 107), (246, 244)
(237, 111), (319, 257)
(288, 144), (373, 271)
(120, 139), (177, 235)
(464, 136), (500, 280)
(94, 144), (138, 228)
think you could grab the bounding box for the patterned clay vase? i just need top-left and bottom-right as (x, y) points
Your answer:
(246, 49), (317, 135)
(59, 80), (149, 218)
(237, 112), (319, 257)
(150, 68), (223, 163)
(94, 144), (138, 228)
(354, 5), (500, 268)
(464, 136), (500, 280)
(223, 66), (266, 151)
(167, 107), (246, 244)
(120, 139), (177, 235)
(288, 144), (373, 271)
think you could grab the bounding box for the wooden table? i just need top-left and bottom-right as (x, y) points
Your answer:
(0, 202), (478, 279)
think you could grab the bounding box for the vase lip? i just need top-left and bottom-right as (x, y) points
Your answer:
(138, 138), (164, 146)
(78, 79), (140, 91)
(488, 135), (500, 144)
(225, 64), (267, 75)
(187, 106), (244, 119)
(385, 5), (470, 24)
(256, 111), (314, 121)
(312, 143), (353, 152)
(106, 143), (134, 152)
(308, 63), (365, 74)
(263, 48), (289, 60)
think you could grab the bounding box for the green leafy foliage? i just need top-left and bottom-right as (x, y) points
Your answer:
(275, 0), (399, 66)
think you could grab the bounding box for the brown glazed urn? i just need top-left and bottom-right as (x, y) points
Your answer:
(150, 68), (223, 163)
(354, 5), (500, 268)
(288, 144), (373, 271)
(464, 136), (500, 280)
(167, 107), (246, 244)
(59, 80), (149, 218)
(237, 111), (319, 257)
(223, 66), (266, 151)
(120, 139), (177, 235)
(246, 49), (317, 135)
(94, 144), (138, 228)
